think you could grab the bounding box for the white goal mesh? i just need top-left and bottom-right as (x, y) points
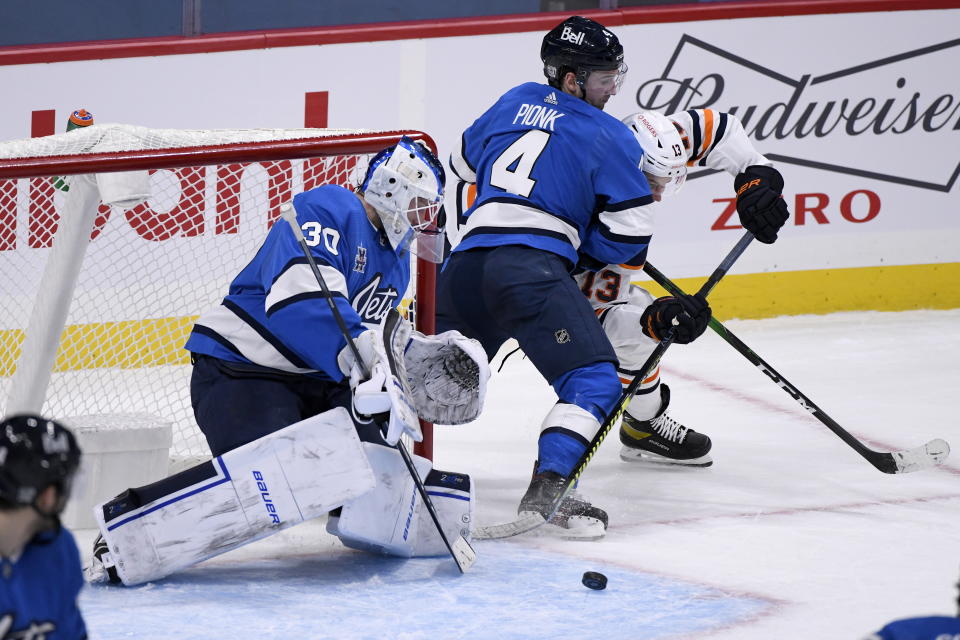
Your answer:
(0, 124), (436, 469)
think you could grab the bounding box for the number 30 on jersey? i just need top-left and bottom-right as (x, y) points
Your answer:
(300, 221), (340, 255)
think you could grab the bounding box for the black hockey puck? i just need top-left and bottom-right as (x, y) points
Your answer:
(582, 571), (607, 590)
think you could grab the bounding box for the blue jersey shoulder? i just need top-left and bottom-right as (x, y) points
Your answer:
(0, 528), (86, 639)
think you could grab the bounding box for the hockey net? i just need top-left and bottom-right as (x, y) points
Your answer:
(0, 124), (436, 470)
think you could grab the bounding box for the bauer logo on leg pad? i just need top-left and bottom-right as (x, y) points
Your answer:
(252, 471), (282, 525)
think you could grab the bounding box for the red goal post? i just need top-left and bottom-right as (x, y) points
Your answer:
(0, 124), (437, 469)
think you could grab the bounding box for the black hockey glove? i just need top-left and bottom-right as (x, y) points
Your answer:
(734, 165), (790, 244)
(640, 294), (711, 345)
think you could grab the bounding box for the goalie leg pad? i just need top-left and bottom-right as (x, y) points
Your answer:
(94, 407), (375, 585)
(328, 442), (474, 557)
(403, 329), (490, 424)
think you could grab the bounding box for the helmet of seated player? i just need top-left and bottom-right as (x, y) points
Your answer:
(360, 136), (446, 263)
(622, 111), (688, 201)
(541, 16), (627, 94)
(0, 414), (81, 519)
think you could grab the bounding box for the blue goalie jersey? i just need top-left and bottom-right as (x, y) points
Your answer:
(0, 528), (87, 640)
(449, 82), (655, 267)
(185, 185), (410, 382)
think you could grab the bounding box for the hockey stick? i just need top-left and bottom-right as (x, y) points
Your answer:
(641, 262), (951, 474)
(280, 205), (476, 573)
(474, 231), (757, 540)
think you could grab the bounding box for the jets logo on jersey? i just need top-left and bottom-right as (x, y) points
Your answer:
(352, 274), (400, 324)
(353, 246), (367, 273)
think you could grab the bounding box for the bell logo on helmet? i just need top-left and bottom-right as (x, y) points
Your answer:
(560, 26), (585, 46)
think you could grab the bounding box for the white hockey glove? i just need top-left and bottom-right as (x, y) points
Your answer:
(403, 330), (490, 424)
(337, 329), (380, 388)
(347, 313), (423, 446)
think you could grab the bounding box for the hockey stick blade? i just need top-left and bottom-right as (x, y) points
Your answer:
(473, 512), (546, 540)
(886, 438), (950, 474)
(642, 261), (952, 475)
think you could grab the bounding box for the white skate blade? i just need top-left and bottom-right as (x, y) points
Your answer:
(517, 510), (607, 541)
(619, 445), (713, 467)
(557, 515), (607, 540)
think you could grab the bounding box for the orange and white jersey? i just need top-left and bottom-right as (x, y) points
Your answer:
(669, 109), (771, 176)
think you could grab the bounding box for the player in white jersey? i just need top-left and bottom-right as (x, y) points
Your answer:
(0, 414), (86, 639)
(578, 109), (790, 466)
(87, 139), (490, 586)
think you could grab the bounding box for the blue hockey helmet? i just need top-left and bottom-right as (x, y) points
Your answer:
(0, 414), (81, 514)
(360, 137), (446, 262)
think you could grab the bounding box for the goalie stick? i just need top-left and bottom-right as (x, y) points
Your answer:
(280, 205), (477, 573)
(474, 231), (757, 540)
(641, 261), (951, 474)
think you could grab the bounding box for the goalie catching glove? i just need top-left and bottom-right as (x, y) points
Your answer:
(337, 309), (490, 441)
(403, 329), (490, 425)
(734, 165), (790, 244)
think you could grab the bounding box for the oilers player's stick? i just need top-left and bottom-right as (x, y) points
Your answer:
(281, 205), (476, 573)
(641, 261), (951, 474)
(474, 231), (757, 540)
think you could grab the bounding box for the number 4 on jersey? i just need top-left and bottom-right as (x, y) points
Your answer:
(490, 130), (550, 198)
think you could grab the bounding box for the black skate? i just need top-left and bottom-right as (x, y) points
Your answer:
(619, 384), (713, 467)
(86, 533), (121, 584)
(518, 464), (608, 540)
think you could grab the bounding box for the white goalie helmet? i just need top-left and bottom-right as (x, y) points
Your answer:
(360, 137), (446, 262)
(622, 111), (688, 200)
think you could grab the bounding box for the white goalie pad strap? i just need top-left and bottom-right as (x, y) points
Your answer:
(95, 408), (375, 586)
(403, 329), (490, 424)
(328, 443), (474, 558)
(540, 402), (601, 442)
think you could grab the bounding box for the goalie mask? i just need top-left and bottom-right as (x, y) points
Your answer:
(360, 137), (446, 263)
(622, 111), (688, 201)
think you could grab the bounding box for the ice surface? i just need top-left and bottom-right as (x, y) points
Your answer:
(75, 309), (960, 639)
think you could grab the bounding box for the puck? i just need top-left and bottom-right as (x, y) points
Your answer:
(581, 571), (607, 590)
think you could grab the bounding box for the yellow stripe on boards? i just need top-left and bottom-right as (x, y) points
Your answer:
(0, 263), (957, 376)
(635, 262), (960, 320)
(0, 316), (196, 375)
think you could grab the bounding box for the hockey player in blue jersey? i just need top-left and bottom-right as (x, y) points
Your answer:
(437, 15), (712, 537)
(88, 138), (489, 585)
(862, 573), (960, 639)
(0, 414), (86, 639)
